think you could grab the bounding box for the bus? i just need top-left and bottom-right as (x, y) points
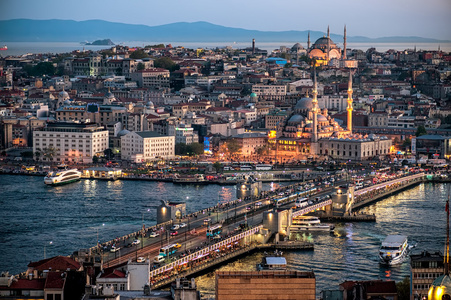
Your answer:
(295, 197), (309, 208)
(240, 165), (253, 171)
(206, 224), (222, 237)
(255, 164), (272, 171)
(159, 244), (178, 257)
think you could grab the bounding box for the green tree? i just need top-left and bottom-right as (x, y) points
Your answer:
(145, 44), (165, 49)
(213, 161), (222, 173)
(34, 148), (42, 162)
(137, 62), (145, 71)
(175, 143), (188, 156)
(402, 137), (411, 149)
(43, 147), (58, 162)
(154, 57), (179, 72)
(93, 156), (99, 164)
(396, 276), (410, 300)
(415, 125), (427, 137)
(129, 49), (149, 59)
(189, 143), (204, 156)
(226, 139), (241, 156)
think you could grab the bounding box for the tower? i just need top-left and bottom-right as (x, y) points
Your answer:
(343, 25), (347, 60)
(307, 31), (310, 49)
(252, 39), (255, 55)
(326, 26), (330, 61)
(347, 71), (353, 133)
(312, 68), (318, 143)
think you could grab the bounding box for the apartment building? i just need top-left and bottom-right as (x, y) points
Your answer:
(251, 84), (287, 101)
(130, 68), (170, 88)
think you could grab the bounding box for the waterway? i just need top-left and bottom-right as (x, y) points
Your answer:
(0, 175), (447, 295)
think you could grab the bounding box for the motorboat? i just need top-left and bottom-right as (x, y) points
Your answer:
(379, 235), (408, 265)
(290, 216), (335, 232)
(44, 165), (81, 186)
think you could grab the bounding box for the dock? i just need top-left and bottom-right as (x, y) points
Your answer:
(320, 214), (376, 222)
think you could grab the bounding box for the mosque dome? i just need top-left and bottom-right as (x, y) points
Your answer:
(295, 96), (313, 111)
(291, 43), (304, 51)
(147, 100), (154, 108)
(63, 99), (71, 105)
(312, 37), (337, 49)
(317, 114), (328, 122)
(428, 275), (451, 299)
(288, 114), (305, 124)
(250, 92), (257, 98)
(59, 90), (69, 99)
(105, 91), (115, 99)
(117, 129), (131, 137)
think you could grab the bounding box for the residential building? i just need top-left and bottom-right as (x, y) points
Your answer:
(251, 84), (287, 101)
(232, 132), (267, 156)
(265, 109), (287, 129)
(410, 251), (444, 300)
(33, 122), (109, 164)
(368, 112), (389, 128)
(130, 68), (170, 88)
(175, 125), (198, 145)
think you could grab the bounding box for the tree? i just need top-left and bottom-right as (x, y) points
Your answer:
(92, 156), (99, 164)
(175, 143), (188, 156)
(43, 147), (58, 162)
(415, 125), (427, 137)
(189, 143), (204, 156)
(396, 276), (410, 300)
(154, 57), (179, 72)
(34, 148), (42, 162)
(213, 161), (223, 173)
(129, 49), (149, 59)
(137, 62), (145, 71)
(402, 137), (411, 149)
(226, 139), (241, 156)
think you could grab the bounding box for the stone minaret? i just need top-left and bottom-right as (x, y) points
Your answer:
(326, 26), (330, 61)
(347, 71), (353, 133)
(307, 31), (310, 49)
(343, 25), (347, 60)
(252, 39), (255, 55)
(312, 68), (318, 142)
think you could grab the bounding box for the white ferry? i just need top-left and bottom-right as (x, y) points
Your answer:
(290, 216), (335, 232)
(44, 166), (81, 186)
(172, 174), (207, 184)
(379, 235), (408, 265)
(257, 256), (287, 271)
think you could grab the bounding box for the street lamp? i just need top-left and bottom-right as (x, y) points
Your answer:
(97, 223), (105, 246)
(44, 241), (53, 259)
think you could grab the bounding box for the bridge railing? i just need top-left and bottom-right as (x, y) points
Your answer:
(150, 225), (263, 279)
(354, 173), (424, 196)
(291, 199), (333, 218)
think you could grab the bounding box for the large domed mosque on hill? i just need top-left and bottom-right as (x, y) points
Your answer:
(269, 68), (392, 161)
(306, 25), (348, 66)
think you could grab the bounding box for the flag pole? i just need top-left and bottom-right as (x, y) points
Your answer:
(446, 187), (450, 275)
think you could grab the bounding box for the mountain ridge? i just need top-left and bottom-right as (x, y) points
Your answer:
(0, 19), (448, 44)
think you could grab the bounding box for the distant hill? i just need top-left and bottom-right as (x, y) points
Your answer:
(0, 19), (448, 44)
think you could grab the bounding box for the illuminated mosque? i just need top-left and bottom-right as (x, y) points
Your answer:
(270, 69), (392, 161)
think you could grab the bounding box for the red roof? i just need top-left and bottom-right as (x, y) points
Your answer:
(0, 278), (46, 290)
(27, 256), (81, 272)
(44, 272), (65, 289)
(99, 269), (126, 279)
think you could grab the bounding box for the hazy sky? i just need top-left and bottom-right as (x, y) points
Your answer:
(1, 0), (450, 40)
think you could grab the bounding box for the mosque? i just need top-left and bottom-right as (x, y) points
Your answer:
(269, 69), (392, 161)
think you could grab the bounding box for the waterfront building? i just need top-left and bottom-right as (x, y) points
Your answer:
(413, 135), (451, 159)
(231, 132), (267, 157)
(96, 259), (150, 291)
(215, 271), (316, 300)
(410, 251), (444, 299)
(120, 131), (175, 162)
(33, 122), (109, 164)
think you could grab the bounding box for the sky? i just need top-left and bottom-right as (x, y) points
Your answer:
(1, 0), (450, 40)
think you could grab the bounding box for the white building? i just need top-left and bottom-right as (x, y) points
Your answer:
(318, 95), (348, 112)
(175, 125), (198, 145)
(33, 122), (109, 164)
(96, 259), (151, 291)
(121, 131), (175, 162)
(251, 84), (287, 101)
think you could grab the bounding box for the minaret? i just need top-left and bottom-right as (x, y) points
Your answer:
(312, 67), (318, 143)
(326, 26), (330, 61)
(347, 71), (353, 133)
(307, 31), (311, 49)
(343, 25), (347, 60)
(252, 39), (255, 55)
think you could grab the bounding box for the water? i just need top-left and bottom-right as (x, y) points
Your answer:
(0, 175), (446, 294)
(1, 41), (450, 56)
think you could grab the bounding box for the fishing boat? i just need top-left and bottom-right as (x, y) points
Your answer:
(0, 45), (7, 51)
(44, 165), (81, 186)
(379, 235), (409, 265)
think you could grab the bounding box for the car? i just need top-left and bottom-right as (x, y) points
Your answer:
(246, 206), (251, 210)
(203, 218), (211, 225)
(110, 246), (120, 252)
(170, 231), (178, 236)
(179, 223), (187, 228)
(149, 231), (159, 238)
(255, 201), (262, 207)
(153, 255), (165, 264)
(137, 257), (146, 263)
(132, 239), (140, 245)
(171, 225), (180, 231)
(175, 243), (182, 248)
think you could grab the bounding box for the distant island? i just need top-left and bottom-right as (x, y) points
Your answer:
(83, 39), (115, 46)
(0, 19), (448, 43)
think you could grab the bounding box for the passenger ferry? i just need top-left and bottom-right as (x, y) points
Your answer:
(290, 216), (335, 232)
(379, 235), (408, 265)
(257, 255), (287, 271)
(172, 174), (207, 184)
(44, 165), (82, 186)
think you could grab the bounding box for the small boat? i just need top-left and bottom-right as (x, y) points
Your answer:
(44, 165), (81, 186)
(257, 254), (287, 271)
(379, 235), (408, 265)
(0, 45), (7, 51)
(290, 216), (335, 232)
